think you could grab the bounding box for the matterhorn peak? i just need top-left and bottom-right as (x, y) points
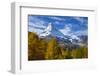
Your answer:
(39, 23), (53, 37)
(44, 23), (52, 32)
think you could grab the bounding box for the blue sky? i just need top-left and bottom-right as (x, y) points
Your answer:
(28, 15), (88, 36)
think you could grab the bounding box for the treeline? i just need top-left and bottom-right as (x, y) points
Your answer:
(28, 32), (88, 60)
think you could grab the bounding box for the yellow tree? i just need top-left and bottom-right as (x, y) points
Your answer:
(71, 47), (88, 58)
(59, 47), (68, 59)
(45, 38), (61, 59)
(45, 38), (68, 59)
(81, 47), (88, 58)
(28, 32), (40, 60)
(45, 38), (57, 59)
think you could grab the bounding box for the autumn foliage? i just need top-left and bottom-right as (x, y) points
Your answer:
(28, 32), (88, 60)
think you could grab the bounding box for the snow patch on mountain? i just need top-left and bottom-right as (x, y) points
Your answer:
(59, 24), (81, 41)
(59, 24), (71, 36)
(39, 23), (52, 37)
(39, 23), (65, 38)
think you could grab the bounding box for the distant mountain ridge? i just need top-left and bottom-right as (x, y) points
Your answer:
(29, 22), (87, 47)
(39, 23), (82, 43)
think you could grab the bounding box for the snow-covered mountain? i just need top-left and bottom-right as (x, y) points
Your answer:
(39, 23), (65, 38)
(59, 25), (81, 42)
(29, 22), (87, 44)
(39, 23), (81, 43)
(39, 23), (52, 37)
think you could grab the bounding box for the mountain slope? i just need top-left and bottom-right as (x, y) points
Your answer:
(39, 23), (65, 38)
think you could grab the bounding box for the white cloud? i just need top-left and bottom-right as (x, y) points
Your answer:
(29, 16), (46, 28)
(28, 17), (47, 35)
(49, 16), (65, 21)
(54, 21), (60, 24)
(28, 16), (47, 35)
(29, 22), (46, 29)
(74, 30), (88, 36)
(28, 26), (44, 35)
(73, 17), (84, 23)
(29, 16), (45, 24)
